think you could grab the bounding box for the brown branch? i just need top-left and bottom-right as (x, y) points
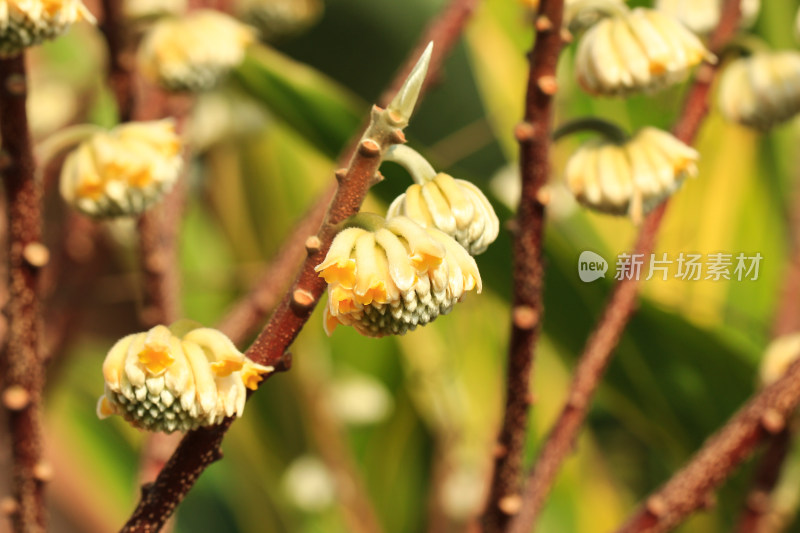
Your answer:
(735, 425), (795, 533)
(615, 356), (800, 533)
(480, 2), (564, 532)
(734, 161), (800, 532)
(100, 0), (136, 122)
(0, 55), (47, 533)
(507, 2), (743, 532)
(218, 0), (481, 344)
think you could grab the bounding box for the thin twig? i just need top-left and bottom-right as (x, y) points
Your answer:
(734, 162), (800, 532)
(218, 0), (481, 344)
(508, 2), (743, 531)
(480, 1), (564, 532)
(100, 0), (135, 122)
(293, 364), (384, 533)
(615, 357), (800, 533)
(0, 54), (47, 533)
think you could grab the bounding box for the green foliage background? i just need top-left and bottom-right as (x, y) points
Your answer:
(20, 1), (800, 532)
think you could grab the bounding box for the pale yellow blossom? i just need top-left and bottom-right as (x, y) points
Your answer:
(0, 0), (94, 56)
(565, 127), (699, 222)
(717, 51), (800, 130)
(59, 120), (182, 217)
(575, 7), (714, 96)
(98, 322), (272, 432)
(315, 215), (482, 337)
(138, 10), (255, 92)
(387, 173), (499, 256)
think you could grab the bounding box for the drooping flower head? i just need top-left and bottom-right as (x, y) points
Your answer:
(0, 0), (94, 57)
(98, 322), (272, 432)
(387, 173), (499, 256)
(138, 10), (255, 92)
(717, 51), (800, 130)
(237, 0), (322, 41)
(565, 127), (699, 222)
(655, 0), (760, 35)
(60, 120), (183, 218)
(575, 7), (714, 96)
(315, 215), (482, 337)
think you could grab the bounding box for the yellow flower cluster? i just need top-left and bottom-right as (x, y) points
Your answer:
(98, 322), (272, 432)
(565, 127), (699, 222)
(138, 9), (255, 92)
(60, 120), (182, 218)
(717, 51), (800, 131)
(387, 173), (499, 256)
(576, 8), (714, 96)
(0, 0), (94, 57)
(315, 215), (481, 337)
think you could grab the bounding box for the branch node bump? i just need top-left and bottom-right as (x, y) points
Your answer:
(335, 168), (348, 182)
(498, 494), (523, 516)
(536, 187), (551, 206)
(33, 462), (54, 483)
(493, 442), (508, 458)
(291, 288), (315, 311)
(0, 497), (19, 516)
(646, 495), (668, 518)
(2, 385), (30, 411)
(537, 75), (558, 95)
(761, 409), (785, 434)
(512, 305), (539, 330)
(389, 128), (406, 144)
(514, 122), (537, 142)
(23, 242), (50, 268)
(304, 236), (322, 254)
(371, 171), (385, 186)
(535, 15), (553, 31)
(358, 139), (381, 158)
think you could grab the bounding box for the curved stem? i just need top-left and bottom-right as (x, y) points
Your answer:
(552, 117), (629, 144)
(383, 144), (438, 185)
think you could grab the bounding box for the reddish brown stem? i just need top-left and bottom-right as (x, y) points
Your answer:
(0, 55), (46, 533)
(616, 358), (800, 533)
(508, 2), (743, 532)
(735, 426), (795, 533)
(734, 162), (800, 532)
(480, 2), (564, 532)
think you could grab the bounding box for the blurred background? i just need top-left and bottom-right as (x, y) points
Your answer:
(2, 0), (800, 532)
